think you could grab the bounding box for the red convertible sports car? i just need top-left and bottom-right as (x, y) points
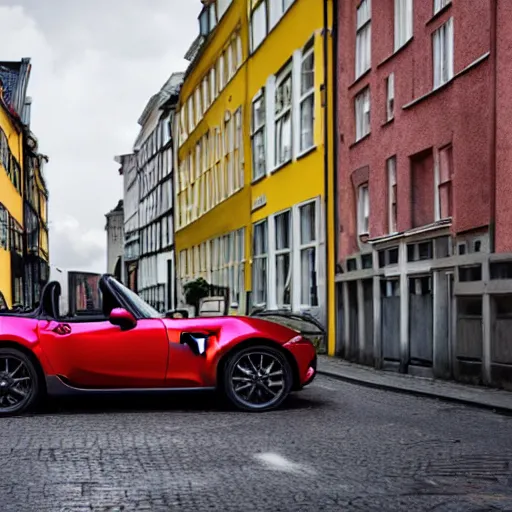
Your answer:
(0, 275), (317, 416)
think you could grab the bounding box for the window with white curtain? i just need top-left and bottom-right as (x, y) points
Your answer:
(274, 210), (292, 307)
(275, 64), (293, 166)
(236, 35), (243, 68)
(234, 108), (243, 190)
(433, 17), (454, 89)
(299, 202), (318, 307)
(218, 53), (226, 91)
(251, 92), (266, 180)
(434, 0), (451, 14)
(394, 0), (413, 51)
(195, 88), (202, 123)
(355, 87), (371, 141)
(227, 43), (234, 80)
(210, 68), (216, 103)
(251, 1), (268, 52)
(355, 0), (371, 79)
(252, 220), (268, 305)
(187, 97), (194, 133)
(300, 42), (315, 152)
(387, 157), (397, 234)
(357, 183), (370, 235)
(386, 73), (395, 121)
(202, 76), (209, 111)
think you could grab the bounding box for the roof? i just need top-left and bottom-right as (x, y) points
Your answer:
(105, 200), (124, 217)
(137, 72), (185, 127)
(0, 58), (31, 122)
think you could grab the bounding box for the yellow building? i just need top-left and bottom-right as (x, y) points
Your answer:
(175, 0), (335, 352)
(0, 84), (24, 309)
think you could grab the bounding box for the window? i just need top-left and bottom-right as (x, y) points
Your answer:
(253, 220), (268, 305)
(299, 202), (318, 307)
(387, 157), (397, 233)
(274, 211), (292, 307)
(217, 0), (232, 19)
(10, 218), (23, 255)
(187, 97), (194, 132)
(434, 0), (451, 14)
(195, 88), (202, 123)
(300, 42), (315, 152)
(210, 68), (216, 102)
(251, 92), (266, 180)
(433, 18), (454, 89)
(386, 73), (395, 121)
(251, 1), (267, 52)
(394, 0), (413, 51)
(275, 64), (293, 166)
(0, 204), (8, 250)
(357, 184), (369, 235)
(209, 2), (217, 31)
(227, 42), (235, 80)
(218, 53), (226, 91)
(355, 0), (371, 79)
(202, 77), (209, 111)
(234, 108), (243, 190)
(438, 145), (453, 219)
(236, 35), (243, 68)
(355, 87), (370, 141)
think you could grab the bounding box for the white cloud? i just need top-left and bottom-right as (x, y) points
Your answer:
(0, 0), (198, 273)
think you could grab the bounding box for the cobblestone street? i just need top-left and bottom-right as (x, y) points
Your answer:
(2, 376), (512, 512)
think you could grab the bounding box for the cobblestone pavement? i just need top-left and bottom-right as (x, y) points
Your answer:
(2, 376), (512, 512)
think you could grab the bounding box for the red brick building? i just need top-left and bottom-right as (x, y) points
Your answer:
(334, 0), (512, 389)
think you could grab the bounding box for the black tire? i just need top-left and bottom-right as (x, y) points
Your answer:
(0, 348), (41, 417)
(223, 345), (293, 412)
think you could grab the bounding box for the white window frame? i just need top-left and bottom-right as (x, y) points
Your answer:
(274, 63), (293, 167)
(273, 209), (292, 308)
(386, 73), (395, 122)
(394, 0), (413, 51)
(355, 87), (371, 141)
(299, 41), (315, 153)
(252, 219), (268, 306)
(187, 97), (194, 133)
(210, 68), (216, 103)
(387, 157), (397, 234)
(251, 1), (268, 53)
(217, 0), (232, 20)
(295, 199), (320, 308)
(195, 88), (202, 123)
(434, 0), (451, 15)
(357, 183), (370, 235)
(355, 0), (371, 79)
(251, 90), (266, 181)
(236, 35), (243, 69)
(218, 53), (226, 91)
(433, 17), (454, 89)
(202, 76), (209, 111)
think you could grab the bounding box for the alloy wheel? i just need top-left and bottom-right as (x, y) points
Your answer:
(0, 355), (34, 413)
(230, 351), (287, 410)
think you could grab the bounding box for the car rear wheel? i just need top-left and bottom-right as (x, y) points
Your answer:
(223, 345), (293, 412)
(0, 348), (41, 416)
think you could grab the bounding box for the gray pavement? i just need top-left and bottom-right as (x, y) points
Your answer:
(2, 376), (512, 512)
(318, 355), (512, 412)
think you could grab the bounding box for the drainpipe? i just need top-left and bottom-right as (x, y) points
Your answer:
(332, 0), (339, 266)
(322, 0), (331, 339)
(489, 0), (497, 253)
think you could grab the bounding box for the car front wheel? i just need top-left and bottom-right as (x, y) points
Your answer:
(0, 348), (41, 416)
(223, 345), (293, 412)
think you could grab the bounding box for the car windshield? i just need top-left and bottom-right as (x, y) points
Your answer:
(109, 278), (163, 319)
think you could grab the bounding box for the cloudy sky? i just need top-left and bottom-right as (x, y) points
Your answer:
(0, 0), (198, 272)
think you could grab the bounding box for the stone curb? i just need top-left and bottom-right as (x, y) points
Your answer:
(317, 367), (512, 415)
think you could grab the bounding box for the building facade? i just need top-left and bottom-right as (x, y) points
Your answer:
(23, 131), (50, 308)
(0, 59), (47, 310)
(174, 0), (335, 334)
(116, 153), (139, 291)
(131, 72), (183, 312)
(105, 199), (124, 280)
(334, 0), (512, 389)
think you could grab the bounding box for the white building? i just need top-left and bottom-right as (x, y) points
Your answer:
(115, 153), (139, 290)
(130, 72), (184, 312)
(105, 200), (124, 279)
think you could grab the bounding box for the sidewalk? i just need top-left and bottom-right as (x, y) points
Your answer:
(317, 355), (512, 414)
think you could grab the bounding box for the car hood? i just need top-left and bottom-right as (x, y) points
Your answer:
(161, 315), (301, 345)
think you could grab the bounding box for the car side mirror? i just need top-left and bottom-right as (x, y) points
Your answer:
(180, 332), (209, 356)
(109, 308), (137, 331)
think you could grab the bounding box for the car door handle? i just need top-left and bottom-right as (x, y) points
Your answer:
(53, 323), (72, 336)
